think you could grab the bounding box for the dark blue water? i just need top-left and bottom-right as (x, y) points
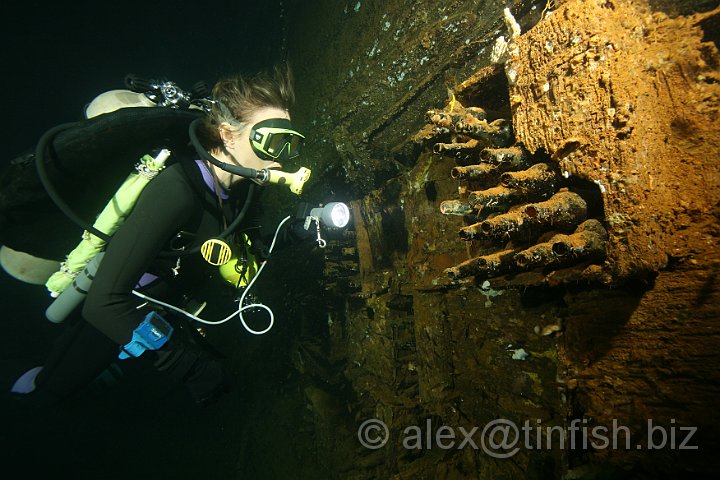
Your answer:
(1, 0), (285, 159)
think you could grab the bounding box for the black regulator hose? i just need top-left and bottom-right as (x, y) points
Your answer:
(35, 119), (258, 258)
(217, 183), (255, 241)
(190, 81), (210, 99)
(124, 74), (154, 93)
(35, 122), (113, 243)
(156, 181), (255, 257)
(188, 118), (264, 181)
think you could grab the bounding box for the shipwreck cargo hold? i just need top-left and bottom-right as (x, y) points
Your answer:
(1, 1), (718, 479)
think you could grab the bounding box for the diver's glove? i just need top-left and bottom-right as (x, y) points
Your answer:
(286, 217), (316, 242)
(154, 343), (230, 406)
(250, 218), (314, 260)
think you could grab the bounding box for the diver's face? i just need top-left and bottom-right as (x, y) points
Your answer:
(222, 107), (288, 173)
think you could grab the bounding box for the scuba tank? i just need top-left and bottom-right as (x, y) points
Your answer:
(45, 252), (104, 323)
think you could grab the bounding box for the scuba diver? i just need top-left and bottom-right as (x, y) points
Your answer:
(8, 66), (319, 406)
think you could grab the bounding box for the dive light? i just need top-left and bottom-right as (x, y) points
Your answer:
(301, 202), (351, 248)
(309, 202), (350, 228)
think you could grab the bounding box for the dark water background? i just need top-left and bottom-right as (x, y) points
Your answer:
(0, 1), (294, 478)
(1, 0), (285, 159)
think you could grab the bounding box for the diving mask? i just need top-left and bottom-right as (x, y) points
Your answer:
(249, 118), (304, 162)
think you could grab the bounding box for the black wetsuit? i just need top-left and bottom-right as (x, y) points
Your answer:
(83, 156), (258, 345)
(33, 153), (272, 403)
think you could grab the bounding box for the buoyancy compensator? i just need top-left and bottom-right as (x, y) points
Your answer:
(0, 74), (208, 269)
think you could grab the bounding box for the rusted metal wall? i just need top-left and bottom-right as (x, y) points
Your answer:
(248, 1), (720, 479)
(286, 0), (548, 197)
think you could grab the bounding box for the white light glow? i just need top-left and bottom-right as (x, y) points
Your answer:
(329, 203), (350, 228)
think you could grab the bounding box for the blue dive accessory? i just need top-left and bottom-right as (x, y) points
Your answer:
(249, 118), (304, 161)
(118, 311), (174, 359)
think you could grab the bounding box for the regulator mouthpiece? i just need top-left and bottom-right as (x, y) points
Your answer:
(260, 167), (311, 195)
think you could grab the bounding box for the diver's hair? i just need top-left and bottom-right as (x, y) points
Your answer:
(198, 64), (295, 149)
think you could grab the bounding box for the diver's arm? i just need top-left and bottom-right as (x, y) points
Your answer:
(242, 195), (314, 260)
(244, 221), (312, 261)
(82, 172), (196, 345)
